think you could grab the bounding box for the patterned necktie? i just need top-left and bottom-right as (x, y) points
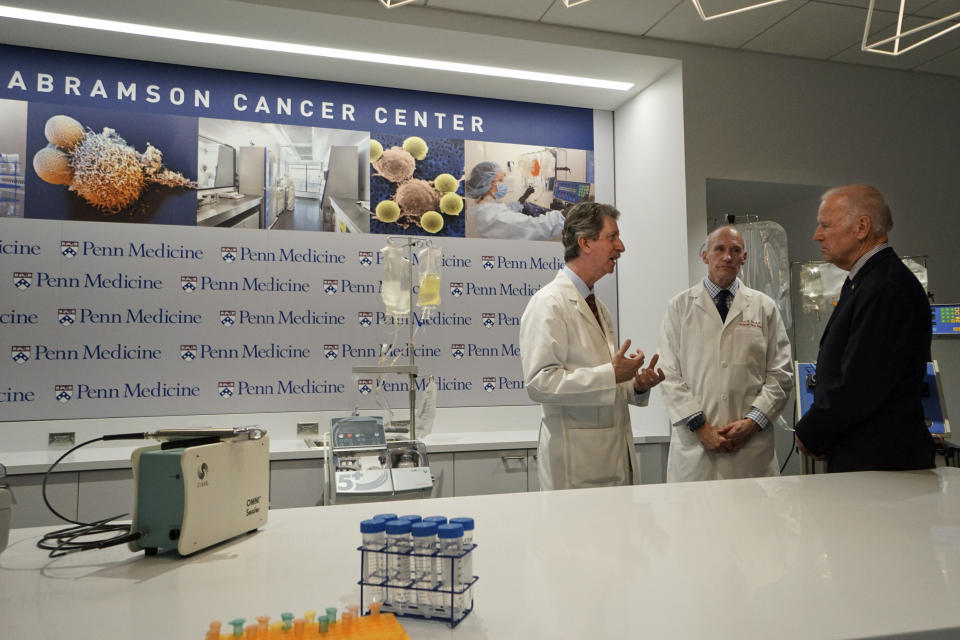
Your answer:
(585, 293), (602, 328)
(717, 289), (731, 323)
(841, 276), (852, 296)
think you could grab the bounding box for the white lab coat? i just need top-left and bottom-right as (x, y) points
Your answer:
(658, 280), (793, 482)
(520, 271), (646, 490)
(471, 201), (564, 241)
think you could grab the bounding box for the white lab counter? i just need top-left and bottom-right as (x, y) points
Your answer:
(2, 468), (959, 639)
(0, 424), (672, 475)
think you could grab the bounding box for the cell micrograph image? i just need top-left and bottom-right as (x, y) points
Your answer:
(369, 133), (464, 237)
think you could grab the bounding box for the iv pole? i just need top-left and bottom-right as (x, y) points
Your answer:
(351, 236), (430, 441)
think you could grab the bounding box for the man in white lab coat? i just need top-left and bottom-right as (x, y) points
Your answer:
(520, 202), (665, 490)
(659, 226), (793, 482)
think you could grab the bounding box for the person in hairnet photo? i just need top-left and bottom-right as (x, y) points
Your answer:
(464, 161), (566, 240)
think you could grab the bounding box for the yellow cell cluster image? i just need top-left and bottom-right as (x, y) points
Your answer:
(370, 135), (464, 235)
(32, 114), (195, 215)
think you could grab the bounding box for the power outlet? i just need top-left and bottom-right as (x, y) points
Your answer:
(297, 422), (319, 436)
(48, 432), (76, 447)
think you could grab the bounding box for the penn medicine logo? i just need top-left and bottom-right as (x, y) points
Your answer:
(481, 256), (495, 270)
(358, 312), (373, 327)
(450, 282), (464, 297)
(323, 344), (338, 360)
(55, 384), (73, 402)
(451, 344), (465, 359)
(11, 345), (29, 364)
(218, 381), (235, 398)
(357, 378), (373, 395)
(220, 310), (236, 327)
(13, 271), (31, 290)
(482, 313), (495, 328)
(323, 279), (338, 295)
(483, 377), (496, 392)
(181, 275), (198, 292)
(58, 308), (76, 326)
(60, 241), (78, 258)
(221, 246), (237, 263)
(180, 345), (197, 361)
(358, 251), (373, 267)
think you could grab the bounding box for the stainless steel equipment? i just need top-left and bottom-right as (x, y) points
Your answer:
(322, 416), (433, 504)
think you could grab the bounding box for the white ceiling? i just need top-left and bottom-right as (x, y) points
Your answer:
(2, 0), (958, 116)
(345, 0), (960, 76)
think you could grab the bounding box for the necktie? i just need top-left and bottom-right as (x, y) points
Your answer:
(717, 289), (731, 323)
(585, 293), (602, 328)
(841, 276), (852, 295)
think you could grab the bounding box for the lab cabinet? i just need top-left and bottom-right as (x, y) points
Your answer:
(527, 449), (539, 492)
(269, 459), (325, 509)
(77, 469), (134, 523)
(636, 443), (669, 484)
(429, 452), (454, 498)
(453, 449), (529, 496)
(5, 472), (78, 528)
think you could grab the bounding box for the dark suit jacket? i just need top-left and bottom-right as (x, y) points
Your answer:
(795, 247), (934, 472)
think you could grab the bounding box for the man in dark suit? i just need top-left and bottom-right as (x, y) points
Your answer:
(795, 184), (934, 472)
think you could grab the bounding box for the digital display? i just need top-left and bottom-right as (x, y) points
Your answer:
(932, 304), (960, 335)
(554, 180), (592, 204)
(331, 416), (385, 448)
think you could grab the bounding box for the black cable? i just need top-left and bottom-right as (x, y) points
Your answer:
(36, 435), (146, 558)
(779, 439), (795, 474)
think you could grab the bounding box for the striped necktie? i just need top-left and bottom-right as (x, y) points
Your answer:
(585, 293), (602, 328)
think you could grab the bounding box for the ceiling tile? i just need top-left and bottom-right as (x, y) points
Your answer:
(912, 38), (960, 71)
(832, 12), (960, 66)
(815, 0), (935, 11)
(914, 0), (960, 18)
(742, 1), (897, 58)
(539, 0), (686, 36)
(647, 0), (803, 48)
(424, 0), (554, 22)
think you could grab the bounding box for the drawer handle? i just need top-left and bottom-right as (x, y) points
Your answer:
(501, 455), (525, 461)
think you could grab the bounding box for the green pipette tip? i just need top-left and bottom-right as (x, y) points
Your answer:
(229, 618), (246, 637)
(281, 612), (294, 630)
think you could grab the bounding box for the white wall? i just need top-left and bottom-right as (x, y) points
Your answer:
(614, 64), (688, 418)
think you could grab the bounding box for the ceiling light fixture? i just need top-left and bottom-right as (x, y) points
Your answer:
(690, 0), (790, 21)
(561, 0), (592, 7)
(0, 5), (633, 91)
(861, 0), (960, 56)
(378, 0), (417, 7)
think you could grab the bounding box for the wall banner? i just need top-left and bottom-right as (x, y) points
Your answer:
(0, 45), (611, 421)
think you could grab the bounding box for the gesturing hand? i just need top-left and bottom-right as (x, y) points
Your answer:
(613, 339), (645, 383)
(634, 353), (665, 392)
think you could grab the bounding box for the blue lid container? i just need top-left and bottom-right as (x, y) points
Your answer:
(449, 517), (474, 531)
(360, 519), (386, 534)
(399, 514), (423, 523)
(437, 523), (464, 539)
(385, 519), (413, 535)
(411, 521), (439, 537)
(422, 516), (448, 525)
(372, 513), (398, 522)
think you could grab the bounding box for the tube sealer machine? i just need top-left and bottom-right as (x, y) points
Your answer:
(129, 427), (269, 556)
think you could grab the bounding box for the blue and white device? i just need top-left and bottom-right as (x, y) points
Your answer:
(795, 361), (950, 436)
(932, 304), (960, 336)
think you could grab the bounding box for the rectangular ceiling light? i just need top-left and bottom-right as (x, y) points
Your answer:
(691, 0), (790, 21)
(0, 5), (633, 91)
(861, 0), (960, 56)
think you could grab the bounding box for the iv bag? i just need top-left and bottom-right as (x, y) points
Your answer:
(381, 244), (410, 317)
(417, 245), (442, 308)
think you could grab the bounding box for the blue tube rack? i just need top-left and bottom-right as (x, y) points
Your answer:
(357, 543), (478, 628)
